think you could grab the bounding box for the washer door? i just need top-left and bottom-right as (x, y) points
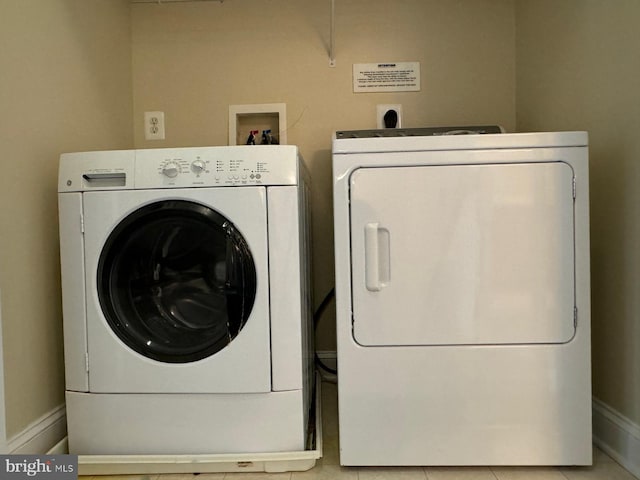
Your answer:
(83, 187), (270, 394)
(98, 200), (256, 364)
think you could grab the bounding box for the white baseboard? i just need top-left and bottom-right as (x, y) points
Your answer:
(592, 396), (640, 479)
(7, 404), (67, 455)
(47, 437), (69, 455)
(316, 350), (337, 369)
(316, 350), (337, 383)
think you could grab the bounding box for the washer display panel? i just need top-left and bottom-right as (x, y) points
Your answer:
(97, 200), (256, 363)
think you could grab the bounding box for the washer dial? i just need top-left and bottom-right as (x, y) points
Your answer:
(191, 159), (206, 174)
(162, 162), (180, 178)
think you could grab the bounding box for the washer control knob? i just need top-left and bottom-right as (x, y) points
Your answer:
(162, 162), (180, 178)
(191, 159), (206, 174)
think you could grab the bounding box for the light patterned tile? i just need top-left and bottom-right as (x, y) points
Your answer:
(224, 472), (291, 479)
(358, 466), (427, 479)
(318, 434), (340, 466)
(592, 446), (615, 465)
(157, 474), (225, 480)
(561, 461), (638, 480)
(321, 382), (339, 439)
(88, 476), (158, 480)
(491, 467), (566, 480)
(291, 464), (357, 480)
(318, 379), (339, 467)
(425, 466), (497, 479)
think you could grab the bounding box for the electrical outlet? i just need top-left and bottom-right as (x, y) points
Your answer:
(377, 104), (402, 129)
(144, 111), (165, 140)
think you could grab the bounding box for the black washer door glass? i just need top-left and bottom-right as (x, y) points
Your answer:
(97, 200), (257, 363)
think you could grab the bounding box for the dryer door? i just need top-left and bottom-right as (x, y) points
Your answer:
(349, 162), (576, 346)
(83, 187), (271, 393)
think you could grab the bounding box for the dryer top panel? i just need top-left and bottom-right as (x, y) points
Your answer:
(59, 145), (301, 192)
(333, 131), (588, 155)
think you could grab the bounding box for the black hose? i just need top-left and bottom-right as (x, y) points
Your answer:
(313, 288), (337, 375)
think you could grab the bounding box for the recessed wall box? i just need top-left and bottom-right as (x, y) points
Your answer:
(229, 103), (287, 146)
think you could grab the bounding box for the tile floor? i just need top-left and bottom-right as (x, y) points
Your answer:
(79, 380), (638, 480)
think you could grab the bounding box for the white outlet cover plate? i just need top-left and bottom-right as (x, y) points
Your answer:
(144, 111), (165, 140)
(377, 104), (402, 129)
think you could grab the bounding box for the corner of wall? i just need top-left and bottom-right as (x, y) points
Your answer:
(593, 397), (640, 479)
(6, 405), (66, 455)
(0, 289), (7, 454)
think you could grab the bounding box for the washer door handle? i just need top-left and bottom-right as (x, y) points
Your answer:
(364, 222), (390, 292)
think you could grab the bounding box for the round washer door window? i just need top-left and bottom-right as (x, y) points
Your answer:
(97, 200), (257, 363)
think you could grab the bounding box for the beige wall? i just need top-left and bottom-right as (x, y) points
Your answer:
(516, 1), (640, 425)
(0, 0), (133, 439)
(2, 0), (636, 451)
(131, 0), (516, 349)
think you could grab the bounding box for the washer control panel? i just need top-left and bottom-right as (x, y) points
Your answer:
(58, 146), (301, 192)
(135, 146), (299, 189)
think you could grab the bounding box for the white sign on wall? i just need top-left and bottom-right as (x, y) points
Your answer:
(353, 62), (421, 93)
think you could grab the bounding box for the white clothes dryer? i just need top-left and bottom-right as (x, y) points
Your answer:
(332, 129), (591, 466)
(59, 145), (314, 455)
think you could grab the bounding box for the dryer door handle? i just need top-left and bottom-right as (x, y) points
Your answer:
(364, 223), (390, 292)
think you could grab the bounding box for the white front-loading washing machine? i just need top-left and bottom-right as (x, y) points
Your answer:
(333, 129), (591, 466)
(58, 145), (314, 455)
